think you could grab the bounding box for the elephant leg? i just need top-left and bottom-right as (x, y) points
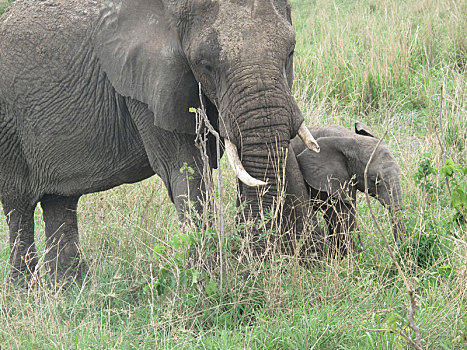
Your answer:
(324, 200), (357, 257)
(284, 146), (325, 258)
(166, 135), (204, 222)
(127, 100), (206, 223)
(144, 130), (204, 222)
(2, 197), (38, 285)
(41, 195), (86, 282)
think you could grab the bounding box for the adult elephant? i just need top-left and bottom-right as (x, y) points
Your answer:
(0, 0), (319, 284)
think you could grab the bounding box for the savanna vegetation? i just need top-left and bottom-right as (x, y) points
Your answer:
(0, 1), (11, 14)
(0, 0), (465, 348)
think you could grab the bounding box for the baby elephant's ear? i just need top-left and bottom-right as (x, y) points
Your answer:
(296, 138), (351, 200)
(93, 0), (199, 134)
(355, 122), (376, 138)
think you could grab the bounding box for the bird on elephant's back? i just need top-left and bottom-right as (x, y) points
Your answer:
(0, 0), (320, 285)
(290, 122), (406, 257)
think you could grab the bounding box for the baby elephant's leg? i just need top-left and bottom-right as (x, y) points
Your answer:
(325, 199), (357, 257)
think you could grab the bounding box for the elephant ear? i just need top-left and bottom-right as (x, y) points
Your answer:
(272, 0), (294, 88)
(296, 137), (352, 200)
(93, 0), (199, 134)
(355, 122), (376, 138)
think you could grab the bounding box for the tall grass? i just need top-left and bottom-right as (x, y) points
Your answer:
(0, 0), (466, 348)
(293, 0), (466, 118)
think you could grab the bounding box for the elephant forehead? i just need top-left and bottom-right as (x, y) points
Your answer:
(375, 160), (400, 177)
(214, 1), (293, 62)
(378, 149), (398, 166)
(384, 161), (401, 174)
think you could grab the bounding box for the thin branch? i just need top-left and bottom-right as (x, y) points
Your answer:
(194, 83), (225, 294)
(363, 130), (422, 350)
(309, 324), (330, 349)
(399, 329), (423, 350)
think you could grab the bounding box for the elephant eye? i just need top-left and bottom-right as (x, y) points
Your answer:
(369, 175), (378, 184)
(199, 59), (213, 73)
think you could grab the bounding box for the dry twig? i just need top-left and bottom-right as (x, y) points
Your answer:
(193, 83), (225, 293)
(363, 130), (422, 350)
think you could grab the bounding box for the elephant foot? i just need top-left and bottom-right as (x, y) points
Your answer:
(10, 269), (37, 289)
(46, 259), (88, 286)
(44, 242), (88, 285)
(297, 227), (326, 265)
(327, 233), (363, 259)
(9, 252), (38, 288)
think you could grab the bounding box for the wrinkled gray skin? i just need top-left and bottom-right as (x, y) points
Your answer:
(290, 122), (405, 256)
(0, 0), (308, 284)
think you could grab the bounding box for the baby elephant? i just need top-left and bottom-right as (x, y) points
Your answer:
(291, 122), (405, 256)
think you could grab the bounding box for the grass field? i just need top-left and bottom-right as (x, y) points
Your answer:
(0, 0), (466, 348)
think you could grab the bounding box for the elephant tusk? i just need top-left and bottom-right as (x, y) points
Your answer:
(224, 140), (268, 187)
(298, 122), (320, 153)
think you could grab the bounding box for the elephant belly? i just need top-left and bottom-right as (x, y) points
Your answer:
(0, 82), (155, 197)
(23, 109), (155, 196)
(42, 142), (155, 196)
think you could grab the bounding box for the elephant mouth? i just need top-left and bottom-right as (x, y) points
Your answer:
(224, 121), (320, 187)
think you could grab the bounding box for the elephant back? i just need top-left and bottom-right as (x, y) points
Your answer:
(291, 125), (354, 156)
(309, 125), (354, 139)
(0, 0), (99, 109)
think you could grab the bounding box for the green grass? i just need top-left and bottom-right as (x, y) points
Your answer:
(1, 0), (466, 348)
(0, 0), (13, 14)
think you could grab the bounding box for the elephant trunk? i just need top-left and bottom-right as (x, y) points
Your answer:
(219, 68), (303, 254)
(390, 191), (406, 241)
(378, 178), (406, 240)
(391, 209), (406, 241)
(236, 135), (289, 254)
